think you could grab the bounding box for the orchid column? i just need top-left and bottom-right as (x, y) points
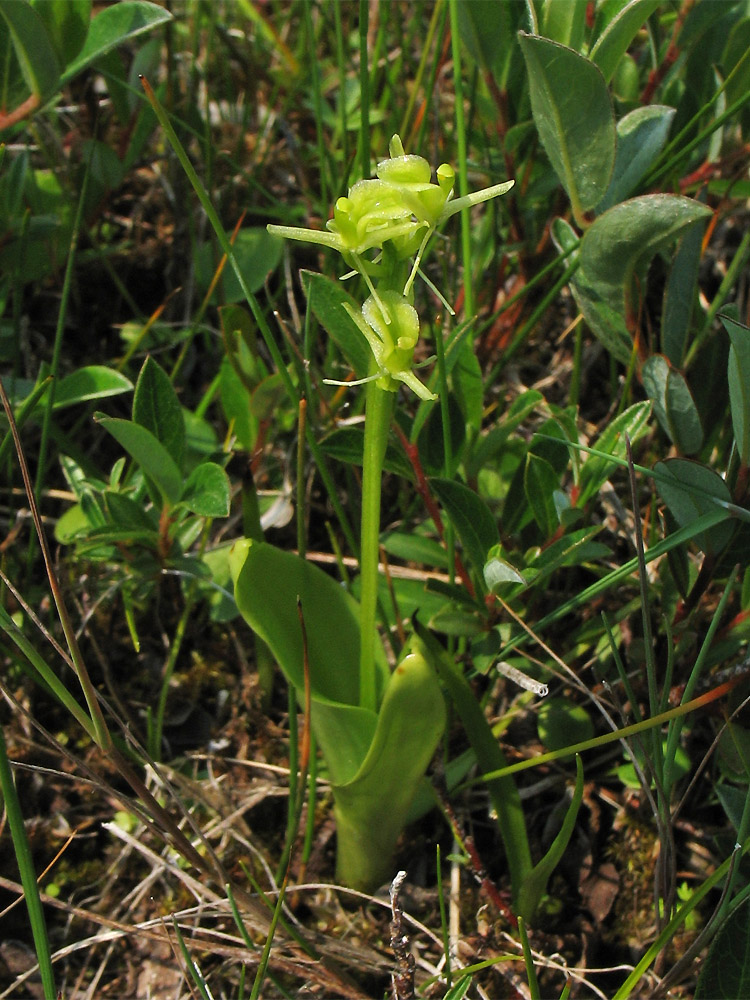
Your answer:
(269, 135), (514, 710)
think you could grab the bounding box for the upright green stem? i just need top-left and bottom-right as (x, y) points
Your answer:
(448, 0), (474, 319)
(359, 379), (393, 713)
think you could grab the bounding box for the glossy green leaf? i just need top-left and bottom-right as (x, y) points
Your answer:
(302, 270), (370, 380)
(518, 32), (615, 216)
(695, 899), (750, 1000)
(231, 539), (379, 710)
(133, 356), (185, 470)
(597, 105), (676, 212)
(654, 458), (734, 555)
(0, 1), (61, 102)
(524, 453), (559, 537)
(663, 219), (706, 367)
(95, 416), (182, 505)
(231, 541), (441, 891)
(575, 195), (712, 364)
(60, 1), (172, 85)
(178, 462), (230, 518)
(31, 0), (90, 67)
(642, 354), (703, 456)
(589, 0), (662, 83)
(333, 644), (445, 890)
(430, 477), (499, 579)
(721, 313), (750, 465)
(229, 539), (390, 785)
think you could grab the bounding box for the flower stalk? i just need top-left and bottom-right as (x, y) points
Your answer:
(268, 135), (513, 706)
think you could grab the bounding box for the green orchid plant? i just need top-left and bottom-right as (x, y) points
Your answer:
(230, 136), (513, 891)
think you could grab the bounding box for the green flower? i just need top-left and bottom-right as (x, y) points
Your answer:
(268, 135), (514, 398)
(329, 291), (437, 401)
(268, 133), (513, 294)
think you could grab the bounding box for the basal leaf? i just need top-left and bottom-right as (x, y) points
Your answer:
(230, 539), (382, 708)
(518, 32), (615, 216)
(333, 645), (445, 890)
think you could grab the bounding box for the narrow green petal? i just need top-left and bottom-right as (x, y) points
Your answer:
(266, 223), (343, 250)
(439, 179), (515, 222)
